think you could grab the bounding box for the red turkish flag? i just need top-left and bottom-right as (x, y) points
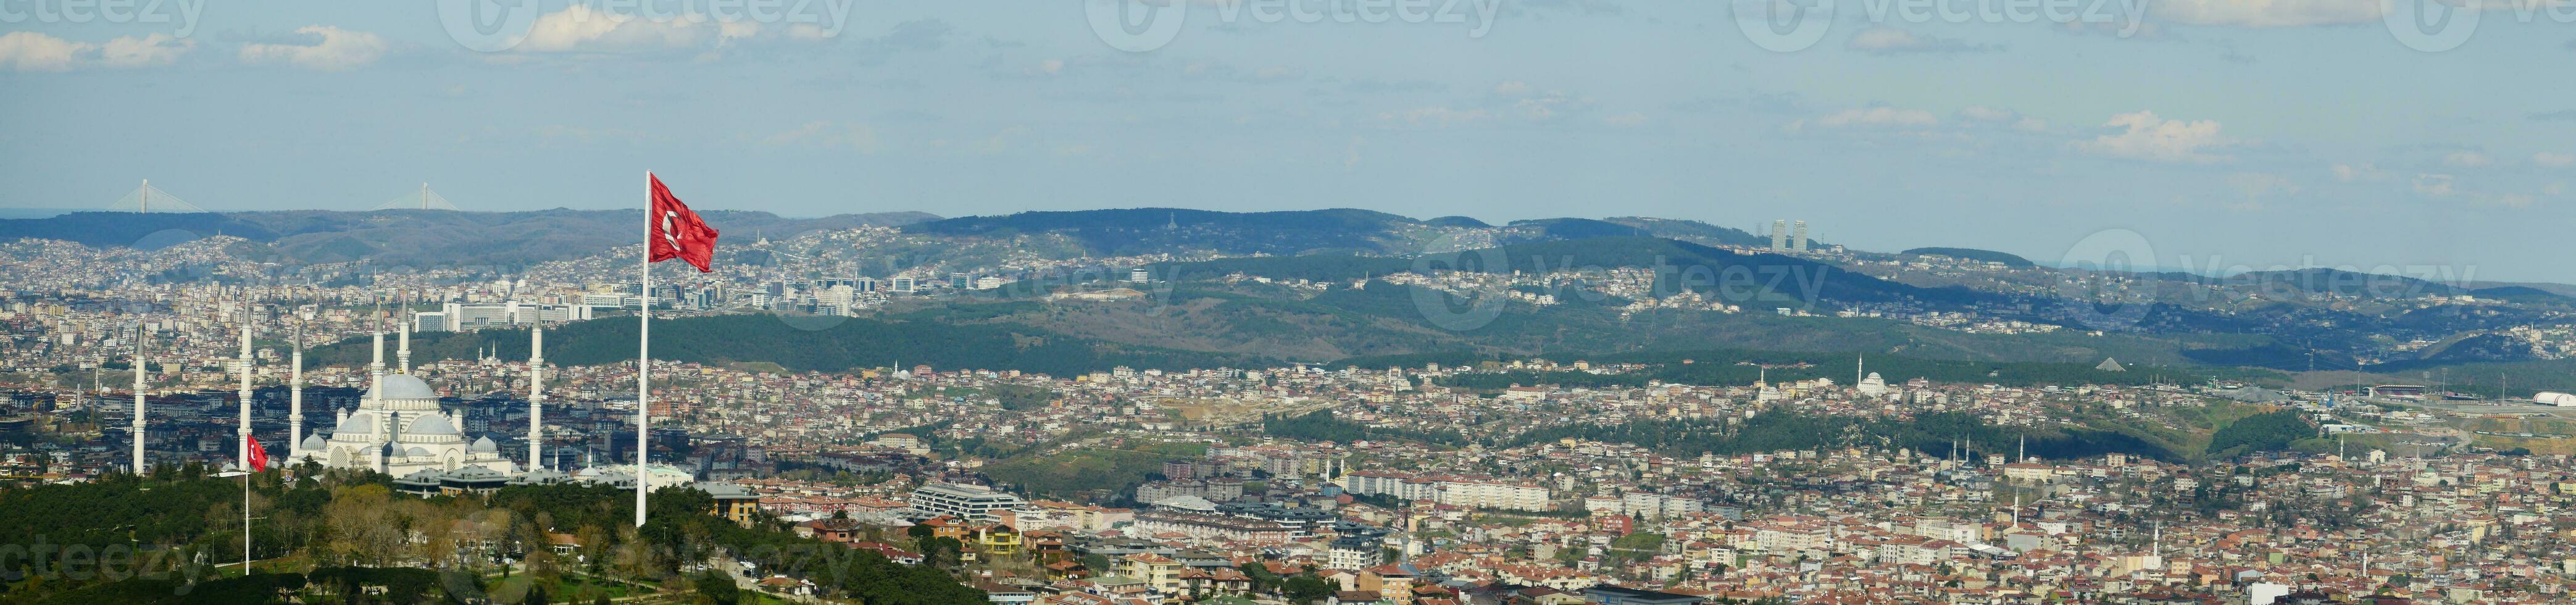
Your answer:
(649, 174), (720, 273)
(246, 436), (269, 472)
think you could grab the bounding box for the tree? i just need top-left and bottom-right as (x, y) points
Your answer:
(1282, 574), (1335, 604)
(694, 570), (741, 605)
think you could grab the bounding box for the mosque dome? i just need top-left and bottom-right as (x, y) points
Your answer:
(300, 434), (327, 451)
(369, 374), (438, 401)
(406, 414), (461, 437)
(471, 436), (498, 453)
(406, 446), (433, 457)
(335, 412), (377, 435)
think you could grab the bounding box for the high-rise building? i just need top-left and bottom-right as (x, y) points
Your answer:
(890, 277), (917, 293)
(1792, 220), (1809, 252)
(440, 302), (591, 330)
(909, 483), (1029, 522)
(1129, 269), (1151, 283)
(1770, 220), (1789, 250)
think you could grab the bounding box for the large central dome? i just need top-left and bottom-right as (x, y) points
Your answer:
(369, 374), (438, 401)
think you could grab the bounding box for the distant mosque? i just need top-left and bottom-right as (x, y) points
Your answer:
(291, 314), (534, 480)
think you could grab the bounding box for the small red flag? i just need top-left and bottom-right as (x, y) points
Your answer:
(246, 436), (269, 472)
(648, 174), (720, 273)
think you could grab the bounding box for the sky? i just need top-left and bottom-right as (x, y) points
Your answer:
(2, 0), (2574, 282)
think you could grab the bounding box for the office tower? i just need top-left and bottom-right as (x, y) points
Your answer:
(1792, 220), (1809, 252)
(1770, 220), (1789, 250)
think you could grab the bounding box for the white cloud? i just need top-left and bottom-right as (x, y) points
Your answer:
(240, 26), (386, 70)
(99, 33), (194, 67)
(0, 31), (85, 72)
(514, 4), (809, 54)
(0, 31), (195, 72)
(2443, 151), (2493, 168)
(2151, 0), (2383, 27)
(2535, 152), (2575, 167)
(1493, 80), (1532, 96)
(2077, 111), (2231, 163)
(1603, 112), (1649, 127)
(1846, 28), (1998, 54)
(520, 5), (704, 52)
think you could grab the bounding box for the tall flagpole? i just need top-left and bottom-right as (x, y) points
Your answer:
(636, 170), (652, 528)
(238, 299), (254, 468)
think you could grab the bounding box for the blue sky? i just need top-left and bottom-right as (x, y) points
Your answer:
(2, 1), (2574, 282)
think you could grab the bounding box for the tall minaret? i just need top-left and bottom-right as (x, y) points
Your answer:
(396, 300), (412, 375)
(287, 319), (305, 462)
(131, 329), (148, 474)
(369, 306), (386, 395)
(528, 317), (546, 469)
(236, 301), (254, 467)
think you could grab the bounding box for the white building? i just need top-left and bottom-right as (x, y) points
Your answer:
(302, 337), (515, 477)
(909, 483), (1030, 522)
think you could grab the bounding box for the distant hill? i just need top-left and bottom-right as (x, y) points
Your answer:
(905, 207), (1420, 256)
(1165, 236), (2006, 309)
(1496, 218), (1651, 244)
(2226, 268), (2466, 299)
(0, 212), (282, 248)
(1903, 247), (2035, 269)
(905, 209), (1780, 257)
(1602, 217), (1770, 248)
(0, 209), (936, 267)
(2469, 285), (2574, 304)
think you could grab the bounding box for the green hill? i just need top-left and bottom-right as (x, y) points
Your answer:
(1902, 247), (2035, 268)
(312, 313), (1271, 377)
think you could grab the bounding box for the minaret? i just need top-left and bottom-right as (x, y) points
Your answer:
(236, 302), (254, 467)
(288, 319), (305, 462)
(131, 330), (148, 474)
(369, 307), (386, 395)
(396, 306), (412, 375)
(528, 316), (546, 469)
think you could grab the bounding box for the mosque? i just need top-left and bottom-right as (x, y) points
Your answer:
(290, 315), (529, 481)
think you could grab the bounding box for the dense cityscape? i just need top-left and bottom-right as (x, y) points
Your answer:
(6, 211), (2576, 604)
(10, 2), (2576, 603)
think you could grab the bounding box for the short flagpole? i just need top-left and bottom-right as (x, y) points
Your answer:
(637, 171), (652, 528)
